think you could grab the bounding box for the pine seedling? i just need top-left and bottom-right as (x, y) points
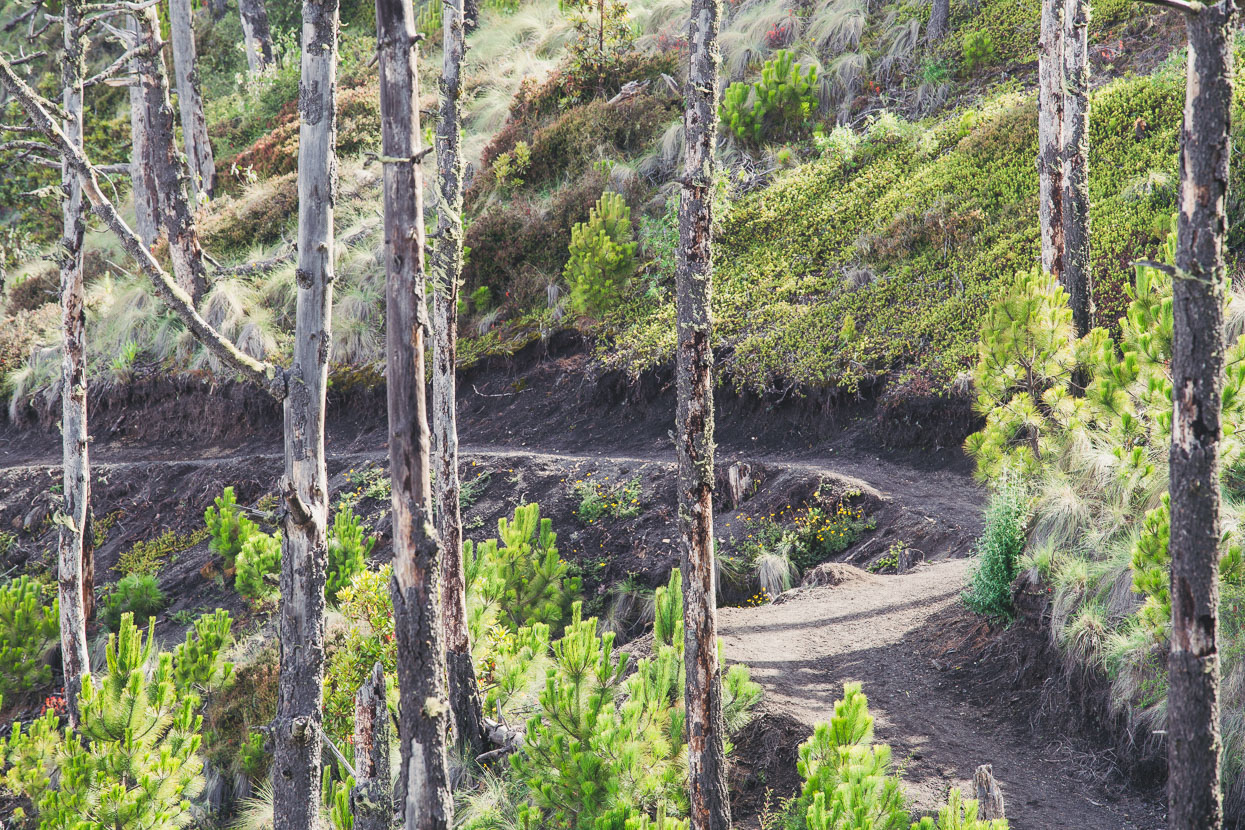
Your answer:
(172, 609), (235, 699)
(565, 192), (637, 316)
(206, 486), (258, 568)
(910, 788), (1008, 829)
(236, 532), (282, 599)
(0, 575), (58, 696)
(326, 508), (374, 603)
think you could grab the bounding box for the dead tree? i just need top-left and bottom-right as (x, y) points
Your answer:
(239, 0), (274, 74)
(1060, 0), (1091, 335)
(927, 0), (949, 43)
(56, 0), (91, 727)
(375, 0), (453, 825)
(132, 6), (209, 304)
(676, 0), (730, 825)
(351, 662), (391, 830)
(126, 14), (157, 248)
(432, 0), (486, 758)
(1037, 0), (1063, 279)
(1150, 0), (1237, 826)
(167, 0), (215, 201)
(270, 0), (338, 825)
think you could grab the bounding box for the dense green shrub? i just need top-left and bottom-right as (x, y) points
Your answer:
(720, 50), (819, 144)
(0, 576), (58, 697)
(102, 574), (168, 632)
(962, 481), (1028, 620)
(236, 532), (282, 600)
(566, 192), (637, 315)
(961, 31), (996, 72)
(1, 614), (208, 830)
(205, 486), (259, 569)
(172, 609), (235, 700)
(326, 508), (374, 603)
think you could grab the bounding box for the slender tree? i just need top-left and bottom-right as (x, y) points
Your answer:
(239, 0), (274, 74)
(677, 0), (730, 826)
(133, 6), (209, 304)
(167, 0), (215, 201)
(270, 0), (339, 825)
(432, 0), (486, 757)
(126, 16), (158, 248)
(927, 0), (949, 43)
(1060, 0), (1092, 335)
(56, 0), (91, 727)
(351, 662), (391, 830)
(1156, 0), (1237, 826)
(375, 0), (454, 823)
(1037, 0), (1064, 279)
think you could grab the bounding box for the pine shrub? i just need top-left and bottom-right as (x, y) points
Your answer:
(0, 576), (58, 697)
(102, 573), (168, 632)
(911, 788), (1008, 829)
(719, 50), (818, 144)
(235, 532), (282, 600)
(326, 508), (373, 603)
(962, 482), (1027, 620)
(172, 609), (235, 699)
(205, 486), (258, 568)
(565, 192), (637, 316)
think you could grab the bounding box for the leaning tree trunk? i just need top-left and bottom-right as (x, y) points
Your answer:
(57, 0), (91, 727)
(134, 7), (209, 305)
(127, 15), (158, 248)
(1060, 0), (1091, 336)
(375, 0), (454, 824)
(1037, 0), (1063, 279)
(239, 0), (274, 74)
(926, 0), (949, 43)
(432, 0), (486, 758)
(1166, 2), (1236, 827)
(270, 0), (337, 827)
(677, 0), (730, 826)
(167, 0), (215, 201)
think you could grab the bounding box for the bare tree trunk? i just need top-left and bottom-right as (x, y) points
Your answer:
(239, 0), (274, 74)
(270, 1), (337, 827)
(209, 0), (228, 21)
(352, 662), (392, 830)
(927, 0), (949, 43)
(134, 7), (209, 305)
(1037, 0), (1063, 279)
(677, 0), (730, 826)
(375, 0), (453, 824)
(1060, 0), (1091, 336)
(127, 15), (158, 248)
(57, 0), (91, 727)
(1167, 3), (1235, 827)
(432, 0), (486, 759)
(168, 0), (215, 201)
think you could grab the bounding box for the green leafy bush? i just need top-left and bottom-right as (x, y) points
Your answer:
(571, 475), (642, 523)
(0, 576), (58, 697)
(323, 567), (395, 748)
(1, 614), (206, 830)
(719, 50), (819, 144)
(326, 508), (374, 603)
(235, 532), (282, 600)
(206, 486), (258, 568)
(565, 192), (637, 316)
(102, 573), (168, 632)
(962, 481), (1028, 620)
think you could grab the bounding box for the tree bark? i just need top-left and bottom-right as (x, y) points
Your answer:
(352, 662), (392, 830)
(209, 0), (228, 21)
(239, 0), (274, 74)
(375, 0), (454, 824)
(677, 0), (730, 826)
(57, 0), (91, 728)
(127, 15), (158, 248)
(432, 0), (486, 759)
(1060, 0), (1092, 336)
(168, 0), (216, 202)
(927, 0), (949, 43)
(270, 0), (338, 827)
(1037, 0), (1064, 279)
(134, 6), (209, 305)
(1167, 3), (1235, 828)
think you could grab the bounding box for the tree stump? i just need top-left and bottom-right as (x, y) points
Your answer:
(974, 764), (1006, 820)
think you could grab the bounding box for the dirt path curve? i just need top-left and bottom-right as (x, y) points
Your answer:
(719, 561), (1165, 830)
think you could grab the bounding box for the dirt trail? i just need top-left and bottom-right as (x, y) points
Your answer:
(720, 561), (1165, 829)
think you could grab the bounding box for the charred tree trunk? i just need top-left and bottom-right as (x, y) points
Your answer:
(1060, 0), (1091, 336)
(352, 662), (392, 830)
(677, 0), (730, 827)
(432, 0), (486, 759)
(134, 7), (209, 305)
(168, 0), (215, 201)
(927, 0), (949, 43)
(1037, 0), (1064, 279)
(239, 0), (274, 73)
(1166, 2), (1236, 827)
(270, 0), (337, 827)
(57, 0), (91, 727)
(127, 15), (158, 248)
(209, 0), (228, 20)
(375, 0), (454, 826)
